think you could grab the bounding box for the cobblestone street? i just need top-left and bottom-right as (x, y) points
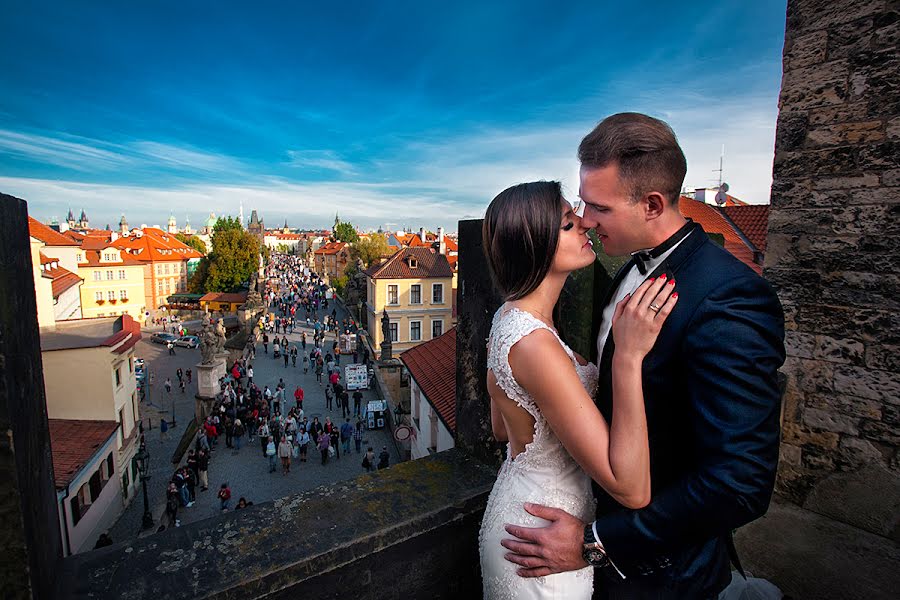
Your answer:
(110, 298), (398, 539)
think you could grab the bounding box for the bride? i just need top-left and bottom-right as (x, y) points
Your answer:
(478, 181), (678, 599)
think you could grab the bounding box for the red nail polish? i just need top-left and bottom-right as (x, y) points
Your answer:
(672, 292), (678, 299)
(648, 277), (655, 282)
(659, 273), (667, 279)
(668, 279), (676, 285)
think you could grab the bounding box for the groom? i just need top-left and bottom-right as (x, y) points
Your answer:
(501, 113), (785, 599)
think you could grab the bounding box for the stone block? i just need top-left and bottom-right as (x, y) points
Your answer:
(811, 333), (866, 364)
(826, 17), (874, 61)
(883, 169), (900, 186)
(836, 436), (885, 470)
(782, 421), (840, 450)
(784, 29), (828, 69)
(806, 393), (883, 420)
(803, 461), (900, 540)
(810, 172), (880, 189)
(775, 111), (810, 151)
(784, 357), (834, 394)
(774, 145), (858, 178)
(874, 17), (900, 49)
(794, 304), (900, 345)
(802, 406), (860, 435)
(785, 331), (816, 359)
(861, 419), (900, 445)
(780, 442), (803, 467)
(833, 364), (900, 404)
(807, 101), (870, 125)
(859, 140), (900, 170)
(889, 117), (900, 139)
(791, 0), (885, 30)
(883, 403), (900, 427)
(802, 449), (835, 469)
(806, 121), (885, 147)
(778, 60), (849, 110)
(865, 343), (900, 371)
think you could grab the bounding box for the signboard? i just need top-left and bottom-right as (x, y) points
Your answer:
(367, 400), (386, 413)
(345, 364), (369, 390)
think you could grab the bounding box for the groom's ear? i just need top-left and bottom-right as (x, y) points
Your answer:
(643, 191), (667, 221)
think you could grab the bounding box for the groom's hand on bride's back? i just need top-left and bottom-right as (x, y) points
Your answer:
(501, 503), (586, 577)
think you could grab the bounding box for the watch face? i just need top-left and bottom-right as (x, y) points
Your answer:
(583, 548), (609, 567)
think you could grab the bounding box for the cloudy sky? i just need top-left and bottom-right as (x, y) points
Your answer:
(1, 0), (787, 232)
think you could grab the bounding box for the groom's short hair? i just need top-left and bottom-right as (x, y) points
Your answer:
(578, 113), (687, 206)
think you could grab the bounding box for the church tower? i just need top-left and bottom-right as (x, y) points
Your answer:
(119, 214), (128, 234)
(167, 213), (178, 234)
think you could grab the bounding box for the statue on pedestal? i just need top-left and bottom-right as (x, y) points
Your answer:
(380, 309), (392, 361)
(214, 318), (227, 355)
(199, 315), (217, 364)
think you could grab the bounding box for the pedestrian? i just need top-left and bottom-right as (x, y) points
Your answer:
(263, 333), (269, 354)
(258, 420), (270, 457)
(330, 427), (341, 460)
(325, 384), (334, 411)
(283, 348), (289, 368)
(165, 378), (172, 394)
(176, 368), (183, 382)
(166, 483), (180, 525)
(265, 436), (277, 473)
(197, 449), (209, 491)
(233, 419), (244, 453)
(340, 390), (350, 419)
(318, 431), (330, 465)
(363, 447), (376, 472)
(377, 446), (390, 470)
(247, 365), (254, 385)
(297, 427), (310, 463)
(278, 436), (292, 475)
(160, 417), (169, 440)
(186, 369), (192, 384)
(340, 419), (353, 455)
(168, 341), (176, 355)
(179, 378), (186, 394)
(218, 483), (231, 511)
(353, 389), (363, 417)
(294, 385), (304, 410)
(291, 345), (297, 367)
(354, 420), (363, 454)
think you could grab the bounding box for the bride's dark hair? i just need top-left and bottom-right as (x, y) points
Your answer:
(482, 181), (564, 301)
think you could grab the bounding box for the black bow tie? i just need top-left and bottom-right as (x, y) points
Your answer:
(630, 220), (696, 275)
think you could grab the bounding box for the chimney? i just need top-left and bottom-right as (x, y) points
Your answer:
(58, 220), (69, 233)
(419, 227), (426, 243)
(437, 226), (446, 255)
(110, 231), (118, 241)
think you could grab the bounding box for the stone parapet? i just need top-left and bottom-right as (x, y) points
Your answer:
(56, 449), (496, 599)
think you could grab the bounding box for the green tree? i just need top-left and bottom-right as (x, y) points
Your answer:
(333, 221), (359, 243)
(175, 233), (208, 255)
(350, 234), (391, 268)
(189, 216), (262, 292)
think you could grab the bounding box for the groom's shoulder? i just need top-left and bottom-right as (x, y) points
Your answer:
(680, 235), (765, 289)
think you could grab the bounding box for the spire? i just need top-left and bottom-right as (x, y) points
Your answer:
(240, 199), (245, 229)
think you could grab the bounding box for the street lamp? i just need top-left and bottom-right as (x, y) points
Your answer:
(136, 444), (154, 530)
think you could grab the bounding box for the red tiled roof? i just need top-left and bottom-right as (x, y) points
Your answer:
(721, 205), (770, 253)
(78, 249), (144, 267)
(40, 253), (55, 265)
(63, 230), (86, 243)
(49, 419), (118, 489)
(28, 217), (79, 246)
(200, 292), (248, 304)
(400, 327), (456, 433)
(678, 197), (760, 274)
(365, 247), (453, 279)
(313, 241), (348, 255)
(109, 228), (204, 262)
(443, 237), (458, 252)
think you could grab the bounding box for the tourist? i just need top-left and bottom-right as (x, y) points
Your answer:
(218, 483), (231, 511)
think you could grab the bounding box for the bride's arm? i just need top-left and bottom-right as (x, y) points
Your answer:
(510, 332), (649, 508)
(509, 278), (678, 509)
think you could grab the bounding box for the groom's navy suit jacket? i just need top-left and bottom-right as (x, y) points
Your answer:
(590, 222), (785, 598)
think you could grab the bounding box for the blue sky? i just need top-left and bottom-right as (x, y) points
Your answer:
(1, 0), (788, 232)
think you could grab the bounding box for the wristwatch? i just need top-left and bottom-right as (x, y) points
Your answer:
(582, 523), (610, 567)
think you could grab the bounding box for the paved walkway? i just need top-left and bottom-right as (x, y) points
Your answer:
(110, 293), (398, 539)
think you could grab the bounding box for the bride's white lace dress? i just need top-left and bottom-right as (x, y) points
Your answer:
(479, 307), (598, 599)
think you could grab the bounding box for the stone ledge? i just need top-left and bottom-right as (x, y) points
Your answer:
(56, 448), (496, 599)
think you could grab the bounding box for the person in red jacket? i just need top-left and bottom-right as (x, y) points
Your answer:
(293, 385), (304, 410)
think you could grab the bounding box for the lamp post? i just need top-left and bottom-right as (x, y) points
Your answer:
(136, 444), (154, 530)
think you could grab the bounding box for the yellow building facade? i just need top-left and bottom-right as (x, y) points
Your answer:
(364, 247), (454, 357)
(77, 246), (147, 320)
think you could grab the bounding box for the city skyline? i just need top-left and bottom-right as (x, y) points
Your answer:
(2, 1), (788, 229)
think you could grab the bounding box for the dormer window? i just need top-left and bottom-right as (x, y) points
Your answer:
(408, 257), (418, 269)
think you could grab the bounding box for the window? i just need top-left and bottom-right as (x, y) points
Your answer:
(122, 471), (130, 499)
(132, 391), (138, 425)
(410, 320), (421, 341)
(432, 283), (444, 304)
(164, 279), (170, 292)
(115, 367), (121, 387)
(157, 281), (163, 293)
(118, 270), (126, 280)
(410, 284), (421, 304)
(389, 322), (398, 343)
(120, 289), (128, 300)
(107, 290), (115, 301)
(77, 253), (83, 263)
(429, 412), (439, 454)
(164, 264), (170, 274)
(387, 285), (398, 305)
(106, 270), (114, 280)
(414, 387), (421, 429)
(432, 319), (443, 339)
(100, 452), (112, 483)
(118, 408), (126, 444)
(95, 291), (103, 302)
(93, 271), (101, 281)
(156, 264), (162, 275)
(129, 357), (133, 372)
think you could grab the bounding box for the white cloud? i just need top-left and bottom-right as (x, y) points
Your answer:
(284, 150), (356, 175)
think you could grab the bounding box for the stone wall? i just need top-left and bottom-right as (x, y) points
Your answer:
(767, 0), (900, 539)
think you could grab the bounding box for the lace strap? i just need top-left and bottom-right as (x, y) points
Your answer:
(488, 308), (574, 417)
